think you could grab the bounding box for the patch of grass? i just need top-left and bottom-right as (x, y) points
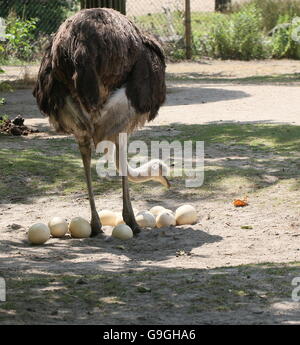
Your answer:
(2, 122), (300, 202)
(0, 76), (36, 91)
(166, 73), (300, 85)
(0, 137), (122, 202)
(0, 81), (14, 92)
(0, 114), (9, 125)
(161, 123), (300, 153)
(134, 122), (300, 196)
(0, 136), (166, 202)
(0, 58), (39, 66)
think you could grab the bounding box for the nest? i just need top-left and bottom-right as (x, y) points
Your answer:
(0, 115), (39, 136)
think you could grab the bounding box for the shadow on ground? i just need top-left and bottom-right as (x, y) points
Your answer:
(166, 85), (250, 105)
(0, 251), (299, 324)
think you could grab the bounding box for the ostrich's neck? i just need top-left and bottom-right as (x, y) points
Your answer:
(126, 162), (158, 183)
(113, 143), (169, 188)
(113, 145), (163, 183)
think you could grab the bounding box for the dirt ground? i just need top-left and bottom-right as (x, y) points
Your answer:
(1, 60), (300, 324)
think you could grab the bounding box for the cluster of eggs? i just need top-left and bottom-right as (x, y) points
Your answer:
(27, 204), (197, 244)
(102, 204), (198, 240)
(27, 216), (91, 245)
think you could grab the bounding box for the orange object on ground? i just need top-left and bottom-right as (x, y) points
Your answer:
(233, 198), (248, 207)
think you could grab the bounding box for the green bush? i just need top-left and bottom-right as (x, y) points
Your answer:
(194, 4), (269, 60)
(231, 0), (300, 32)
(271, 16), (300, 58)
(0, 12), (38, 62)
(4, 12), (38, 61)
(0, 0), (78, 35)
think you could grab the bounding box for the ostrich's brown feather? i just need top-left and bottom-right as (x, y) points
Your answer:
(33, 8), (166, 142)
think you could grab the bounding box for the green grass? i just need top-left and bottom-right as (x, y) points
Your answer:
(142, 123), (300, 153)
(0, 81), (14, 92)
(1, 122), (300, 202)
(0, 58), (39, 66)
(135, 122), (300, 196)
(0, 137), (121, 201)
(166, 73), (300, 84)
(0, 114), (8, 125)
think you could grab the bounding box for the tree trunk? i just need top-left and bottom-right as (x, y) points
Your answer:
(185, 0), (192, 60)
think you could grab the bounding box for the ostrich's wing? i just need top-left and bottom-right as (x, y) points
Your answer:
(33, 41), (68, 117)
(126, 35), (166, 121)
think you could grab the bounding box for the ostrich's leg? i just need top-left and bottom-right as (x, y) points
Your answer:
(78, 140), (102, 237)
(115, 141), (140, 234)
(122, 175), (141, 235)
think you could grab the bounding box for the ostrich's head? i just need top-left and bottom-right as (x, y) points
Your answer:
(146, 159), (171, 188)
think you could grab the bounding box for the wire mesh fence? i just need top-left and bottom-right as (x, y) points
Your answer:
(0, 0), (217, 65)
(0, 0), (80, 35)
(0, 0), (80, 63)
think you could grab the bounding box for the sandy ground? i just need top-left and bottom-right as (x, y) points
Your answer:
(1, 60), (300, 324)
(2, 59), (300, 82)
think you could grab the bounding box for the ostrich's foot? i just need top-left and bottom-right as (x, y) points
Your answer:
(130, 223), (141, 236)
(123, 214), (141, 235)
(90, 214), (103, 237)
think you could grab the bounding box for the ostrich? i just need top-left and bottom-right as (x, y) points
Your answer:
(33, 8), (168, 236)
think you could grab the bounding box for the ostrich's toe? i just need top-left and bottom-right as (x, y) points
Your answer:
(90, 215), (103, 237)
(125, 220), (141, 235)
(131, 223), (141, 236)
(123, 216), (141, 235)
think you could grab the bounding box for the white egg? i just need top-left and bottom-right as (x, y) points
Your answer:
(163, 208), (174, 215)
(149, 206), (167, 217)
(112, 224), (133, 240)
(48, 217), (68, 238)
(69, 217), (91, 238)
(115, 213), (125, 226)
(28, 223), (50, 245)
(156, 211), (176, 228)
(175, 205), (198, 225)
(99, 210), (117, 226)
(135, 211), (156, 228)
